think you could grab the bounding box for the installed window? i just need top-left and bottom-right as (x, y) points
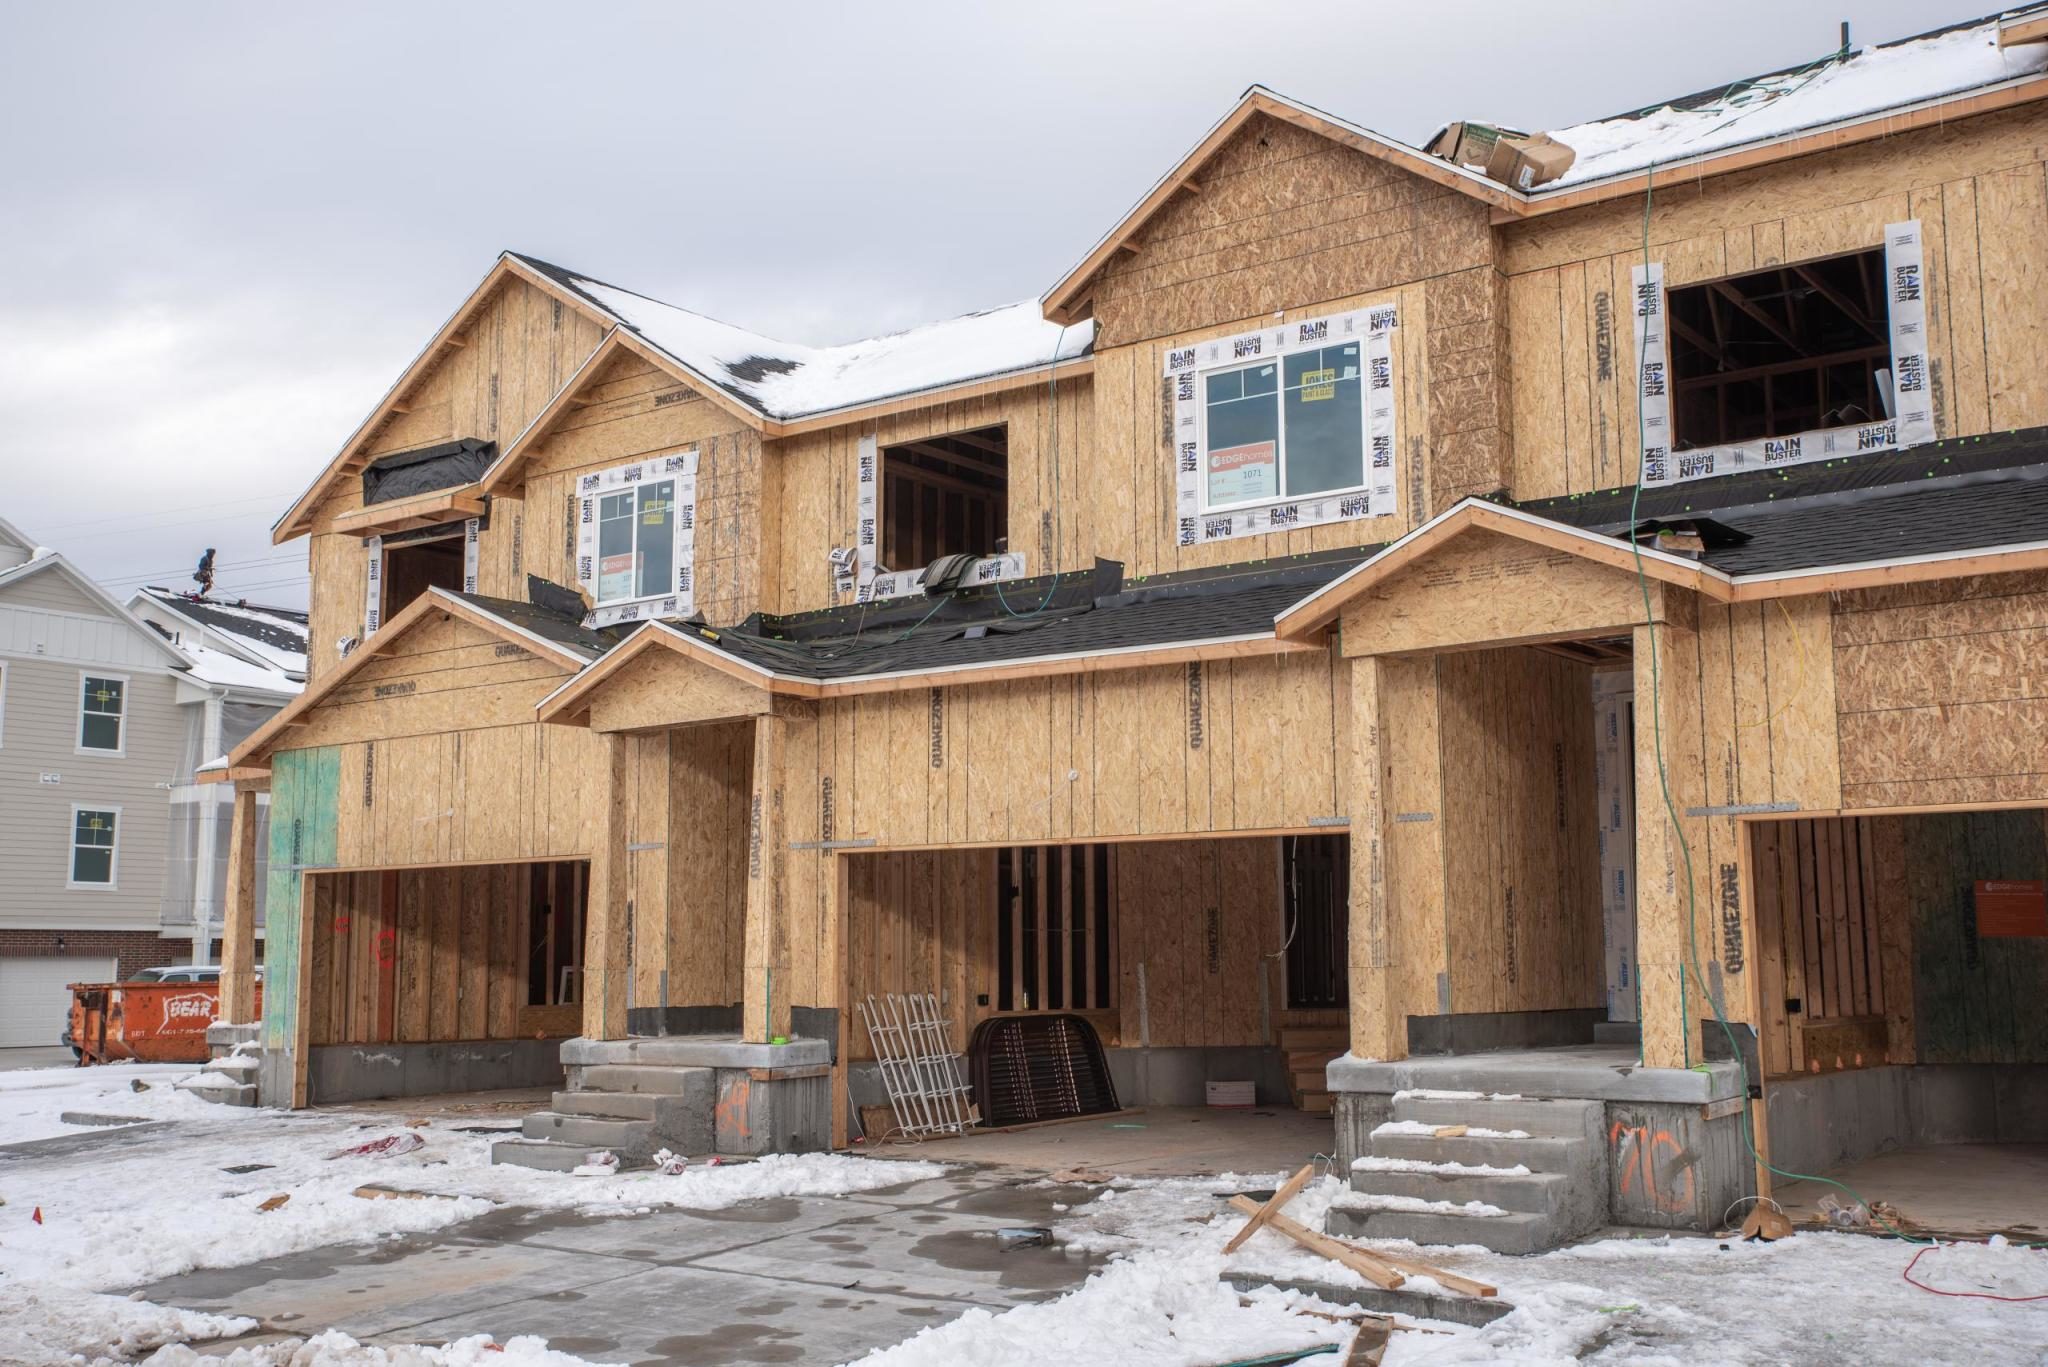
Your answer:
(71, 806), (118, 886)
(78, 675), (125, 753)
(1667, 248), (1891, 448)
(1201, 342), (1364, 511)
(596, 479), (676, 605)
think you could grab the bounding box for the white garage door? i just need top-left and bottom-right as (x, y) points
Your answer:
(0, 956), (116, 1048)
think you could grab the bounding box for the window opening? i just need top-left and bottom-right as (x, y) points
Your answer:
(1667, 248), (1891, 448)
(381, 533), (464, 619)
(880, 425), (1008, 570)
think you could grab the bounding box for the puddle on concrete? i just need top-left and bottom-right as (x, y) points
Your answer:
(946, 1183), (1099, 1221)
(545, 1336), (620, 1356)
(679, 1196), (803, 1224)
(652, 1324), (803, 1365)
(734, 1298), (795, 1318)
(905, 1228), (1103, 1293)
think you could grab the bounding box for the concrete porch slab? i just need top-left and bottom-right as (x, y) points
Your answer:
(1328, 1044), (1745, 1104)
(559, 1034), (831, 1070)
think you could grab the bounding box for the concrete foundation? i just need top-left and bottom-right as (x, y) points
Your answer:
(848, 1044), (1294, 1114)
(1764, 1063), (2048, 1177)
(307, 1040), (565, 1104)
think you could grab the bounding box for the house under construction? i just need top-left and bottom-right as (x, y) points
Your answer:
(206, 10), (2048, 1251)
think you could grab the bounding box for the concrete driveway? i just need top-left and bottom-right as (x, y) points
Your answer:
(0, 1046), (78, 1071)
(143, 1168), (1107, 1364)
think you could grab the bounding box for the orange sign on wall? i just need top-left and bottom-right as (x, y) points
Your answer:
(1976, 880), (2048, 937)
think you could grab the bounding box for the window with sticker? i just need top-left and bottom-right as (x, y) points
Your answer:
(79, 674), (125, 753)
(596, 479), (676, 606)
(1200, 341), (1364, 512)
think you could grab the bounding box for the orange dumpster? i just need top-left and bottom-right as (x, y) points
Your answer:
(69, 980), (264, 1065)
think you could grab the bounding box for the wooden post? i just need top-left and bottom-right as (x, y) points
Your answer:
(218, 786), (260, 1024)
(1632, 603), (1707, 1070)
(1348, 655), (1400, 1061)
(743, 713), (791, 1043)
(582, 733), (632, 1041)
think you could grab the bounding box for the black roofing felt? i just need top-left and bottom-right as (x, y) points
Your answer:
(144, 589), (308, 654)
(1514, 429), (2048, 578)
(362, 439), (494, 505)
(685, 547), (1375, 682)
(453, 592), (615, 658)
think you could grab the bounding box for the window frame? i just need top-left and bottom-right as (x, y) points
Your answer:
(594, 478), (680, 608)
(1194, 346), (1371, 517)
(67, 802), (121, 890)
(574, 449), (699, 627)
(76, 671), (129, 757)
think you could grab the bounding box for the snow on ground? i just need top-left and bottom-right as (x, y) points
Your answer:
(0, 1061), (942, 1364)
(860, 1169), (2048, 1366)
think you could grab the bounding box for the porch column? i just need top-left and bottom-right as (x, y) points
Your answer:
(583, 732), (632, 1041)
(742, 712), (791, 1043)
(1632, 609), (1708, 1069)
(1348, 655), (1399, 1060)
(218, 785), (261, 1024)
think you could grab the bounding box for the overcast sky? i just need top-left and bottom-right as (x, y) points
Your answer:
(0, 0), (1990, 609)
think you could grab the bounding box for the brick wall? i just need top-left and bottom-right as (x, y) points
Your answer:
(0, 929), (182, 980)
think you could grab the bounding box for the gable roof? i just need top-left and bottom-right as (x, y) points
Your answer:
(226, 586), (605, 772)
(1276, 428), (2048, 639)
(0, 552), (196, 669)
(1044, 11), (2048, 321)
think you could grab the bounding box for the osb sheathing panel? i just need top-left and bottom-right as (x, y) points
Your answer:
(771, 650), (1344, 1018)
(767, 378), (1088, 617)
(306, 863), (534, 1047)
(1381, 656), (1447, 1054)
(1338, 528), (1659, 657)
(1633, 617), (1707, 1069)
(842, 837), (1278, 1059)
(581, 647), (772, 733)
(1435, 648), (1604, 1019)
(1090, 113), (1492, 350)
(1834, 569), (2048, 808)
(517, 353), (769, 627)
(1499, 102), (2048, 499)
(301, 276), (606, 681)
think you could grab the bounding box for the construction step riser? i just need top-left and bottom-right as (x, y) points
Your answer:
(1370, 1133), (1589, 1174)
(569, 1064), (711, 1095)
(490, 1139), (648, 1174)
(521, 1113), (656, 1152)
(1351, 1169), (1565, 1216)
(1389, 1097), (1602, 1139)
(1326, 1206), (1559, 1256)
(551, 1090), (661, 1121)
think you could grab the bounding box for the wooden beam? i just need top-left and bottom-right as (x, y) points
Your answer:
(743, 714), (792, 1042)
(329, 490), (486, 538)
(2000, 15), (2048, 46)
(1792, 263), (1882, 341)
(1668, 315), (1728, 369)
(1225, 1163), (1318, 1253)
(1224, 1196), (1404, 1289)
(218, 787), (261, 1024)
(1712, 280), (1809, 356)
(1673, 343), (1888, 391)
(582, 733), (631, 1041)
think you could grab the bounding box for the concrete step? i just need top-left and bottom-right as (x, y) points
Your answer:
(552, 1090), (661, 1121)
(1349, 1161), (1567, 1216)
(1291, 1069), (1330, 1093)
(1370, 1128), (1589, 1174)
(1325, 1200), (1561, 1255)
(177, 1075), (256, 1107)
(570, 1064), (711, 1095)
(1390, 1095), (1602, 1138)
(521, 1111), (655, 1152)
(1296, 1091), (1334, 1115)
(491, 1138), (649, 1173)
(206, 1054), (260, 1077)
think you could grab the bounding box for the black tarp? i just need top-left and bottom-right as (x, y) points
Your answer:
(361, 439), (495, 505)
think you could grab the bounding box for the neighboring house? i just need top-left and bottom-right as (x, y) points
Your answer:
(128, 586), (306, 966)
(214, 11), (2048, 1243)
(0, 518), (198, 1046)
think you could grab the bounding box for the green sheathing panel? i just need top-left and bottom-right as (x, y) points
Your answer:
(1908, 810), (2048, 1064)
(260, 747), (341, 1080)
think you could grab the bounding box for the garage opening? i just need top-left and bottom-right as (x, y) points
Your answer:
(1754, 809), (2048, 1238)
(845, 835), (1341, 1170)
(302, 859), (585, 1101)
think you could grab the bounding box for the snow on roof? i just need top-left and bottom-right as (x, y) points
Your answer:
(516, 255), (1094, 422)
(177, 642), (302, 697)
(140, 588), (309, 677)
(1540, 15), (2048, 190)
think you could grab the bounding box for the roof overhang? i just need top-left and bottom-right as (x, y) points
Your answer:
(329, 487), (487, 539)
(227, 587), (595, 769)
(1, 555), (197, 669)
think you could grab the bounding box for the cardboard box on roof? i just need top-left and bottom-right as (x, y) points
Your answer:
(1426, 121), (1526, 170)
(1485, 133), (1577, 190)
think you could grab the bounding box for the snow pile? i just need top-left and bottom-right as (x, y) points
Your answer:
(1391, 1088), (1526, 1102)
(555, 268), (1094, 421)
(1331, 1191), (1509, 1219)
(0, 1060), (228, 1145)
(145, 1329), (598, 1366)
(1547, 19), (2048, 188)
(0, 1286), (254, 1365)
